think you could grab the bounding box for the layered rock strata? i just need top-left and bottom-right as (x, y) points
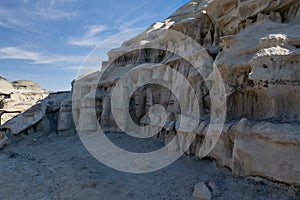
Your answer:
(73, 0), (300, 186)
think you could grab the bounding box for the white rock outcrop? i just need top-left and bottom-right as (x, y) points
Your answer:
(54, 0), (300, 187)
(0, 77), (48, 125)
(1, 103), (47, 135)
(0, 91), (75, 148)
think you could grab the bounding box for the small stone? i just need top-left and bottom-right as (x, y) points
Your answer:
(32, 138), (37, 142)
(134, 159), (152, 171)
(192, 182), (212, 200)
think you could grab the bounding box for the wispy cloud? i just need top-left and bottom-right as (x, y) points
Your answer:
(0, 47), (40, 60)
(113, 2), (155, 31)
(0, 0), (77, 29)
(0, 46), (84, 67)
(100, 28), (145, 48)
(115, 2), (148, 25)
(0, 20), (15, 29)
(0, 8), (22, 29)
(117, 13), (152, 31)
(68, 12), (151, 47)
(68, 24), (108, 46)
(31, 0), (77, 20)
(0, 8), (41, 33)
(67, 1), (152, 47)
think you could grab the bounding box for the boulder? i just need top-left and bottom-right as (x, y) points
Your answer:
(192, 182), (212, 200)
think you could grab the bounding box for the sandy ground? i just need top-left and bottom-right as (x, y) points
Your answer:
(0, 132), (299, 200)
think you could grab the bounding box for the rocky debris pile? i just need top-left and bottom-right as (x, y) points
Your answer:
(0, 77), (48, 125)
(0, 91), (75, 149)
(73, 0), (300, 187)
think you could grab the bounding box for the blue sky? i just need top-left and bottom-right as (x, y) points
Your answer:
(0, 0), (189, 91)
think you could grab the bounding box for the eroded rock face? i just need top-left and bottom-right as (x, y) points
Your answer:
(57, 98), (75, 134)
(218, 20), (300, 121)
(0, 91), (75, 148)
(0, 77), (48, 125)
(232, 119), (300, 186)
(73, 0), (300, 186)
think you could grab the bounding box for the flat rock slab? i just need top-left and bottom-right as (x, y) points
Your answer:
(0, 103), (47, 135)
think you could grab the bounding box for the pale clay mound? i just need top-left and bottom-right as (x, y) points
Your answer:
(0, 0), (300, 199)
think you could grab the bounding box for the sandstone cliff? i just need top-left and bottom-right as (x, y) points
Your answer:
(73, 0), (300, 186)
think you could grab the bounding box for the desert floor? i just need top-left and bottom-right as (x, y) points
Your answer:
(0, 132), (299, 200)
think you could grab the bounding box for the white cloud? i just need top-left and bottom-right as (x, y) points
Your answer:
(68, 13), (150, 47)
(67, 2), (153, 47)
(86, 25), (108, 37)
(0, 21), (15, 29)
(0, 8), (41, 33)
(0, 47), (40, 60)
(113, 3), (154, 31)
(0, 0), (77, 33)
(115, 3), (147, 25)
(68, 24), (108, 46)
(0, 9), (21, 29)
(0, 46), (85, 67)
(117, 14), (152, 31)
(32, 7), (77, 20)
(32, 0), (77, 20)
(100, 28), (145, 48)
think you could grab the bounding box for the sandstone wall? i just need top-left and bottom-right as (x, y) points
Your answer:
(72, 0), (300, 186)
